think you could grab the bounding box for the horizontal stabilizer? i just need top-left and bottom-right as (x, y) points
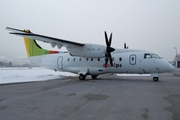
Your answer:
(6, 27), (31, 33)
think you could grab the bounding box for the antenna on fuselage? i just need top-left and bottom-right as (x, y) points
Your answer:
(124, 43), (129, 49)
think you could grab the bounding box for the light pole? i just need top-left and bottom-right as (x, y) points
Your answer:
(174, 47), (177, 56)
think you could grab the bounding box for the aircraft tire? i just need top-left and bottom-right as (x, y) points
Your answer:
(91, 75), (98, 79)
(153, 77), (159, 82)
(79, 74), (85, 80)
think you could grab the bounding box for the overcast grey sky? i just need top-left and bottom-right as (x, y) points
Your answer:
(0, 0), (180, 61)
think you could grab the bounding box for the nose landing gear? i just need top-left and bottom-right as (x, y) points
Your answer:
(151, 73), (159, 82)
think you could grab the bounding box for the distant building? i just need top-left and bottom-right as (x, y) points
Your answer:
(174, 55), (180, 68)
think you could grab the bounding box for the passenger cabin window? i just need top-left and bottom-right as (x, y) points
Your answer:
(98, 58), (100, 61)
(144, 53), (161, 59)
(67, 58), (70, 61)
(73, 58), (75, 61)
(79, 58), (82, 61)
(131, 57), (135, 61)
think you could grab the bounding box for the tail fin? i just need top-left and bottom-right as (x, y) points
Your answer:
(24, 38), (59, 57)
(23, 29), (59, 57)
(6, 27), (60, 57)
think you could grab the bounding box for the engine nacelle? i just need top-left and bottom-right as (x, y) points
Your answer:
(67, 44), (106, 58)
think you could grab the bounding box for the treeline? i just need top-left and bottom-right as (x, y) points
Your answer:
(0, 61), (31, 67)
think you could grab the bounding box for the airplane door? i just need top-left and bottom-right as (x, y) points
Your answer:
(129, 54), (136, 65)
(57, 56), (63, 69)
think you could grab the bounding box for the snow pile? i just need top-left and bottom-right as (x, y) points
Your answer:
(0, 67), (76, 84)
(0, 67), (155, 84)
(117, 74), (151, 76)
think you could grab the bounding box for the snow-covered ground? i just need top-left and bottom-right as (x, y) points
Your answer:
(0, 67), (150, 84)
(117, 74), (151, 76)
(0, 67), (178, 84)
(0, 67), (76, 84)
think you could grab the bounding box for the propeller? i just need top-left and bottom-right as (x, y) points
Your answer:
(104, 31), (115, 68)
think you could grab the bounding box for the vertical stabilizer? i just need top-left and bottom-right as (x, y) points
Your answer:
(6, 27), (61, 57)
(22, 29), (59, 57)
(24, 37), (59, 57)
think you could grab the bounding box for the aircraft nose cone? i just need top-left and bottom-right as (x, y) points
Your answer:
(169, 64), (176, 72)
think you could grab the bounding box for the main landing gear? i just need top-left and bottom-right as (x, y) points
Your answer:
(153, 77), (159, 82)
(79, 74), (87, 80)
(91, 75), (98, 79)
(78, 74), (98, 80)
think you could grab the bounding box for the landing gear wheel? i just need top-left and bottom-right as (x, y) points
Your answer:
(153, 77), (159, 82)
(79, 74), (86, 80)
(91, 75), (98, 79)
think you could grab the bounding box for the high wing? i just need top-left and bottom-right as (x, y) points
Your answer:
(6, 27), (85, 49)
(6, 27), (115, 66)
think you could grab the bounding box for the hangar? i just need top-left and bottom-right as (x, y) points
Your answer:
(174, 55), (180, 68)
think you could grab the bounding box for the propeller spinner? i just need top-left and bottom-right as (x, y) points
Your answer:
(104, 31), (115, 68)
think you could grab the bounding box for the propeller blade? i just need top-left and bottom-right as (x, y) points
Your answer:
(109, 53), (113, 66)
(104, 31), (108, 47)
(108, 33), (112, 47)
(104, 57), (108, 68)
(105, 57), (108, 64)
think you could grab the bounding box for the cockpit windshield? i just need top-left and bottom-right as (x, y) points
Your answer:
(144, 53), (161, 59)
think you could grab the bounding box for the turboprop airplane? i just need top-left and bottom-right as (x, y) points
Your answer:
(6, 27), (175, 82)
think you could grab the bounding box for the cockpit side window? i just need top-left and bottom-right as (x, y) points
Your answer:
(152, 54), (161, 59)
(144, 53), (161, 59)
(144, 53), (152, 59)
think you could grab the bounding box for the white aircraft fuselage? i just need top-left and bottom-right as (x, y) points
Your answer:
(29, 48), (175, 80)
